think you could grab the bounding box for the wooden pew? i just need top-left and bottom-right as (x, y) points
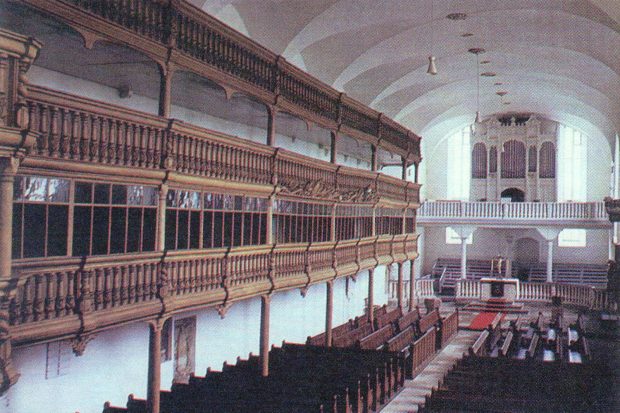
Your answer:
(500, 330), (514, 357)
(333, 323), (373, 348)
(358, 324), (393, 350)
(418, 309), (440, 334)
(469, 330), (490, 357)
(438, 310), (459, 348)
(386, 325), (415, 352)
(411, 326), (437, 374)
(487, 314), (503, 352)
(376, 307), (402, 330)
(396, 307), (421, 332)
(527, 333), (539, 359)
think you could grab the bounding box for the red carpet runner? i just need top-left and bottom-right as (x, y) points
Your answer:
(468, 312), (501, 330)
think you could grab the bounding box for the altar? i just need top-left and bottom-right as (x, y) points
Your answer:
(480, 277), (519, 303)
(461, 277), (526, 313)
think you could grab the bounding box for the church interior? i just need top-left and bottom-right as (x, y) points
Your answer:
(0, 0), (619, 412)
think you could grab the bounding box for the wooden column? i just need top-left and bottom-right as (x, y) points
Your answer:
(0, 29), (41, 396)
(414, 162), (419, 183)
(267, 106), (276, 147)
(158, 66), (172, 118)
(0, 159), (17, 280)
(397, 262), (404, 310)
(371, 145), (378, 172)
(401, 157), (408, 180)
(330, 204), (336, 242)
(325, 280), (334, 347)
(147, 320), (163, 413)
(266, 197), (274, 244)
(368, 268), (375, 326)
(330, 131), (338, 164)
(409, 260), (416, 310)
(157, 184), (168, 251)
(260, 294), (271, 377)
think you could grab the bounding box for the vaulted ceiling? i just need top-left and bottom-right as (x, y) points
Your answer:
(190, 0), (620, 152)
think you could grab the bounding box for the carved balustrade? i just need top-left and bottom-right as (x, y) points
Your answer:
(16, 0), (422, 161)
(9, 235), (417, 345)
(25, 86), (419, 205)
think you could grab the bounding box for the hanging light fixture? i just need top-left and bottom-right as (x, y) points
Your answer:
(427, 0), (438, 75)
(468, 48), (485, 123)
(427, 56), (437, 75)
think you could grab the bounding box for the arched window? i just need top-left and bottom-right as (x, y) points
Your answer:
(528, 146), (537, 173)
(446, 126), (471, 200)
(501, 140), (526, 178)
(539, 141), (556, 178)
(489, 146), (497, 173)
(471, 142), (487, 179)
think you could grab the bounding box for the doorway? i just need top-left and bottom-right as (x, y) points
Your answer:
(501, 187), (525, 202)
(514, 237), (540, 281)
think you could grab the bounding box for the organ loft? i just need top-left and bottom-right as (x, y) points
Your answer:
(0, 1), (618, 412)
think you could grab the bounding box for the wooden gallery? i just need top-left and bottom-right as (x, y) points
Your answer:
(0, 1), (618, 412)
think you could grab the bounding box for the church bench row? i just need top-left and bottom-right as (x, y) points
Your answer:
(306, 307), (386, 346)
(122, 342), (408, 413)
(420, 352), (602, 413)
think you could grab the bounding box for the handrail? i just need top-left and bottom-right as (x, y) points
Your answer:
(438, 267), (448, 291)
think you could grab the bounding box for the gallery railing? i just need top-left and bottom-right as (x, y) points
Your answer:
(18, 0), (421, 160)
(26, 86), (420, 204)
(10, 235), (418, 345)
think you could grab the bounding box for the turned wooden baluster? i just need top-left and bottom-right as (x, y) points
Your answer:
(88, 115), (98, 161)
(119, 266), (129, 305)
(44, 272), (55, 320)
(32, 274), (44, 322)
(99, 267), (111, 309)
(51, 272), (64, 318)
(65, 110), (76, 160)
(58, 108), (69, 158)
(65, 271), (76, 316)
(47, 106), (60, 157)
(137, 125), (146, 167)
(127, 264), (137, 303)
(36, 104), (49, 155)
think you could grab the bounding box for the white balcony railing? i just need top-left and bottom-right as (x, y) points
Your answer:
(454, 280), (615, 311)
(417, 201), (610, 228)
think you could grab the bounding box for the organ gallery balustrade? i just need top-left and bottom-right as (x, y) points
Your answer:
(418, 200), (609, 228)
(15, 0), (422, 162)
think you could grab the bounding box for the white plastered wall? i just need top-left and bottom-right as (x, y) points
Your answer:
(3, 267), (387, 413)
